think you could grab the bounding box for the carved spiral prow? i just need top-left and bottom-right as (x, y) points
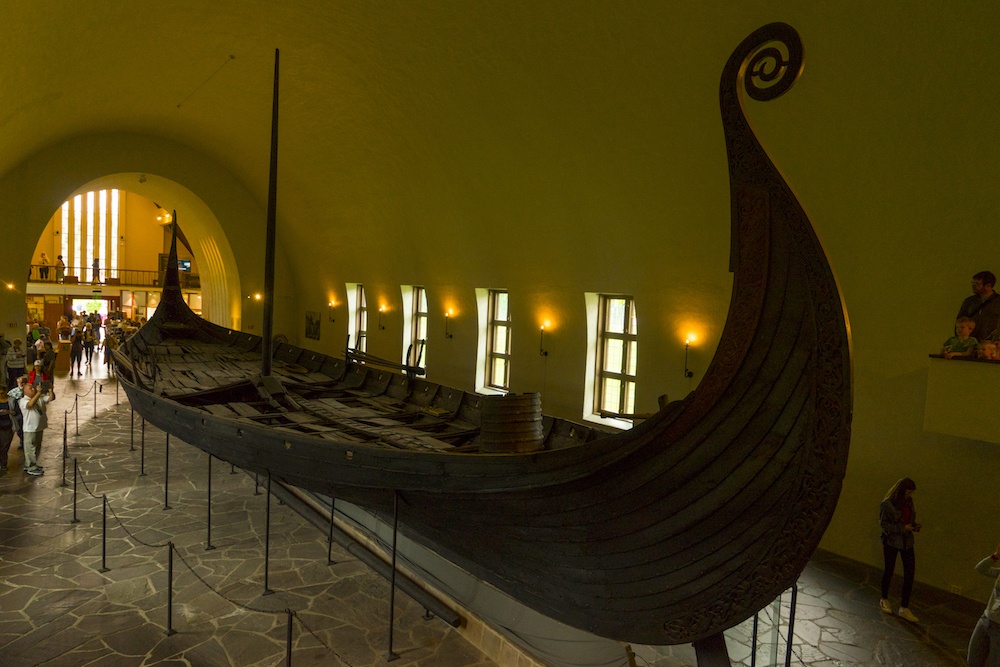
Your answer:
(719, 23), (805, 275)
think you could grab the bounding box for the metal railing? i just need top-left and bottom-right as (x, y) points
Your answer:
(27, 264), (200, 289)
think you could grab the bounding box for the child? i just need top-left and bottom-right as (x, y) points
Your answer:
(979, 341), (999, 360)
(942, 317), (978, 359)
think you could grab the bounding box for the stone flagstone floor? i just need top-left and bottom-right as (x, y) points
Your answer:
(0, 365), (989, 666)
(0, 372), (499, 667)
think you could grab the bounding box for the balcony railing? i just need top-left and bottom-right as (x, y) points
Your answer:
(27, 264), (200, 289)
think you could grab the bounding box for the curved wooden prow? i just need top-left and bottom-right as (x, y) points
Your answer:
(155, 213), (191, 325)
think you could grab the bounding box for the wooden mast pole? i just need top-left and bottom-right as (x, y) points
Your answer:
(261, 48), (279, 377)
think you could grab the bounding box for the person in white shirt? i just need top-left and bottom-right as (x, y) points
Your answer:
(18, 382), (50, 476)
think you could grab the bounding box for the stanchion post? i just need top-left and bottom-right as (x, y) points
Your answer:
(263, 471), (273, 596)
(93, 381), (97, 419)
(140, 419), (146, 476)
(129, 407), (135, 452)
(63, 412), (68, 459)
(99, 495), (110, 573)
(165, 542), (177, 636)
(385, 490), (400, 662)
(60, 416), (68, 488)
(71, 458), (80, 524)
(74, 395), (79, 436)
(285, 609), (294, 666)
(116, 377), (119, 405)
(327, 498), (337, 565)
(163, 433), (171, 510)
(206, 454), (215, 551)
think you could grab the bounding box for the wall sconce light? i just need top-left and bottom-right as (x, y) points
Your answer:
(328, 301), (336, 323)
(445, 310), (454, 339)
(378, 304), (386, 330)
(254, 293), (262, 302)
(539, 325), (549, 357)
(684, 336), (695, 378)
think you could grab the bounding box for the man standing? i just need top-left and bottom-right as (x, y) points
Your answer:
(18, 382), (50, 476)
(0, 400), (12, 476)
(5, 339), (26, 389)
(958, 271), (1000, 341)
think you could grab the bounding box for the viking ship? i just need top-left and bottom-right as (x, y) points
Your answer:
(114, 22), (851, 654)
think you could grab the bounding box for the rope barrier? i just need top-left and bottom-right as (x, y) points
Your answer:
(69, 447), (350, 664)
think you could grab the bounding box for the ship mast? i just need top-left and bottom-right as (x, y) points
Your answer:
(260, 48), (279, 376)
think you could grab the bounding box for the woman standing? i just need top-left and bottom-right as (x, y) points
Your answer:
(879, 477), (921, 622)
(968, 545), (1000, 666)
(69, 331), (84, 377)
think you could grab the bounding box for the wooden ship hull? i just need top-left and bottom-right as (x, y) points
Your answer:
(115, 22), (851, 647)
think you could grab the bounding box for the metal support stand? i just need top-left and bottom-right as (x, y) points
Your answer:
(99, 495), (110, 572)
(385, 490), (401, 662)
(165, 542), (177, 636)
(74, 395), (79, 435)
(115, 377), (119, 405)
(70, 458), (80, 524)
(163, 433), (172, 510)
(785, 584), (798, 667)
(262, 471), (274, 596)
(206, 454), (215, 551)
(60, 417), (68, 487)
(93, 381), (97, 419)
(285, 609), (294, 666)
(693, 632), (730, 667)
(326, 498), (337, 565)
(129, 407), (135, 451)
(139, 419), (146, 476)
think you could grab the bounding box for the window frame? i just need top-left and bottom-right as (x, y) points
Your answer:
(485, 289), (511, 392)
(349, 283), (368, 353)
(407, 286), (428, 368)
(594, 294), (638, 420)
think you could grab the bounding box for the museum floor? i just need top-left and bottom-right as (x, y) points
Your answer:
(0, 363), (984, 666)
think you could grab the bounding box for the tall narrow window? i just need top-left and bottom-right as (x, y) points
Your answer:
(407, 286), (428, 367)
(59, 190), (120, 281)
(486, 289), (511, 391)
(354, 284), (368, 353)
(596, 295), (638, 417)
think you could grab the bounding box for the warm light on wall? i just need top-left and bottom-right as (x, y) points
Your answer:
(539, 322), (551, 357)
(378, 304), (386, 330)
(445, 308), (454, 339)
(328, 299), (337, 323)
(684, 333), (699, 379)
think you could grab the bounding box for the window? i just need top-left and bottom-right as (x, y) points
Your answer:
(404, 286), (428, 367)
(347, 283), (368, 353)
(485, 289), (511, 391)
(595, 295), (637, 418)
(60, 189), (121, 281)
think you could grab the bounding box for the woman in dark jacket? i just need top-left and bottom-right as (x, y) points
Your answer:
(69, 331), (84, 377)
(879, 477), (921, 622)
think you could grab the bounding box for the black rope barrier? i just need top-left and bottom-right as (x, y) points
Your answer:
(67, 453), (349, 664)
